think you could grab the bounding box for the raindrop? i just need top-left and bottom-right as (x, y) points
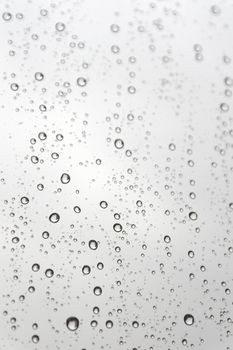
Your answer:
(106, 320), (113, 328)
(82, 265), (91, 275)
(55, 22), (65, 31)
(100, 201), (108, 209)
(10, 83), (19, 91)
(21, 196), (29, 205)
(93, 286), (102, 296)
(114, 138), (124, 149)
(128, 85), (136, 94)
(89, 240), (98, 250)
(188, 250), (195, 258)
(169, 143), (176, 151)
(32, 264), (40, 272)
(210, 5), (221, 15)
(31, 335), (39, 344)
(35, 72), (44, 81)
(110, 24), (120, 33)
(132, 321), (139, 328)
(45, 268), (54, 278)
(164, 235), (171, 243)
(66, 317), (79, 331)
(189, 211), (198, 221)
(113, 223), (122, 232)
(184, 314), (194, 326)
(42, 231), (49, 239)
(49, 213), (60, 223)
(77, 77), (87, 87)
(61, 173), (70, 184)
(2, 12), (12, 21)
(38, 132), (47, 140)
(74, 206), (81, 213)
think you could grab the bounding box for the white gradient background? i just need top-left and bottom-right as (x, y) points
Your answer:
(0, 0), (232, 349)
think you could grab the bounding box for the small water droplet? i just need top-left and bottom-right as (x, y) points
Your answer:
(89, 240), (98, 250)
(55, 22), (65, 31)
(21, 196), (29, 205)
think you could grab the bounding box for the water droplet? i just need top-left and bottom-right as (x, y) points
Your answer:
(61, 173), (70, 184)
(10, 83), (19, 91)
(224, 77), (233, 86)
(74, 206), (81, 213)
(38, 132), (47, 140)
(200, 265), (206, 272)
(77, 77), (87, 87)
(93, 306), (99, 314)
(132, 321), (139, 328)
(164, 235), (171, 243)
(32, 323), (38, 330)
(31, 335), (39, 343)
(184, 314), (194, 326)
(82, 265), (91, 275)
(2, 12), (12, 21)
(100, 201), (108, 209)
(66, 317), (79, 331)
(35, 72), (44, 81)
(136, 200), (142, 207)
(188, 250), (195, 258)
(189, 211), (198, 221)
(210, 5), (221, 15)
(128, 85), (136, 94)
(32, 263), (40, 272)
(55, 22), (65, 31)
(89, 240), (98, 250)
(114, 138), (124, 149)
(37, 183), (44, 191)
(220, 103), (229, 112)
(21, 196), (29, 205)
(45, 268), (54, 278)
(106, 320), (113, 328)
(49, 213), (60, 223)
(110, 24), (120, 33)
(42, 231), (49, 239)
(113, 223), (122, 232)
(40, 9), (48, 17)
(31, 155), (39, 164)
(56, 133), (64, 141)
(51, 152), (59, 159)
(97, 262), (104, 270)
(169, 143), (176, 151)
(93, 286), (102, 296)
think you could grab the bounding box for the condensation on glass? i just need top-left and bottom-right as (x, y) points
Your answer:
(0, 0), (232, 349)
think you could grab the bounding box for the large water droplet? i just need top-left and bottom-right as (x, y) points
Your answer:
(184, 314), (194, 326)
(49, 213), (60, 223)
(189, 211), (198, 221)
(66, 317), (79, 331)
(114, 138), (124, 149)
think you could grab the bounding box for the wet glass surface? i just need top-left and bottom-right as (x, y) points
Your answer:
(0, 0), (233, 349)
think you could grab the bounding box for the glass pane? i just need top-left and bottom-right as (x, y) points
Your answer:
(0, 0), (232, 349)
